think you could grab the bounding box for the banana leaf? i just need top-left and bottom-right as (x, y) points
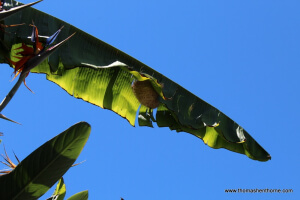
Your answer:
(0, 1), (270, 161)
(0, 122), (91, 200)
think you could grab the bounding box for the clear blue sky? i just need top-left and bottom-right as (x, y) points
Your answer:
(0, 0), (299, 199)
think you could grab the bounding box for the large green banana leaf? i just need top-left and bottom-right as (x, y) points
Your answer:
(0, 1), (270, 161)
(0, 122), (91, 200)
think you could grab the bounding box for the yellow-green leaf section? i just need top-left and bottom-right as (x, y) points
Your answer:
(50, 177), (66, 200)
(46, 65), (140, 126)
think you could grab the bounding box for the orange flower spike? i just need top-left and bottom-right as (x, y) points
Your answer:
(6, 56), (23, 73)
(9, 56), (31, 82)
(31, 24), (43, 54)
(8, 24), (41, 91)
(15, 43), (34, 56)
(8, 57), (19, 66)
(0, 145), (20, 175)
(36, 42), (43, 54)
(22, 76), (34, 93)
(13, 56), (30, 73)
(10, 43), (35, 78)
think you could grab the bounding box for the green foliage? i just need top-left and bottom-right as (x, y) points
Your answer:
(47, 178), (88, 200)
(67, 190), (88, 200)
(0, 0), (271, 161)
(0, 122), (91, 200)
(46, 178), (66, 200)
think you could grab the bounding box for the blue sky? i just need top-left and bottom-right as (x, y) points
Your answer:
(0, 0), (299, 199)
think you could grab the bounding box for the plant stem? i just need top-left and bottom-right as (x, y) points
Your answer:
(0, 73), (26, 112)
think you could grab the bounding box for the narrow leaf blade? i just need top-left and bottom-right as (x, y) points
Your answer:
(0, 122), (91, 199)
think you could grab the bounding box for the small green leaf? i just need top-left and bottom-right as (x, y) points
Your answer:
(67, 190), (88, 200)
(46, 177), (66, 200)
(138, 105), (154, 127)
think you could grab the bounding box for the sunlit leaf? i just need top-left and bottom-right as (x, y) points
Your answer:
(67, 190), (88, 200)
(0, 1), (270, 161)
(46, 177), (66, 200)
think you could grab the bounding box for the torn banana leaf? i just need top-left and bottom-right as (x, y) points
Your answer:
(0, 1), (270, 161)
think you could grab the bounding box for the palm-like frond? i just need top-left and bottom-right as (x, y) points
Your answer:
(0, 1), (270, 161)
